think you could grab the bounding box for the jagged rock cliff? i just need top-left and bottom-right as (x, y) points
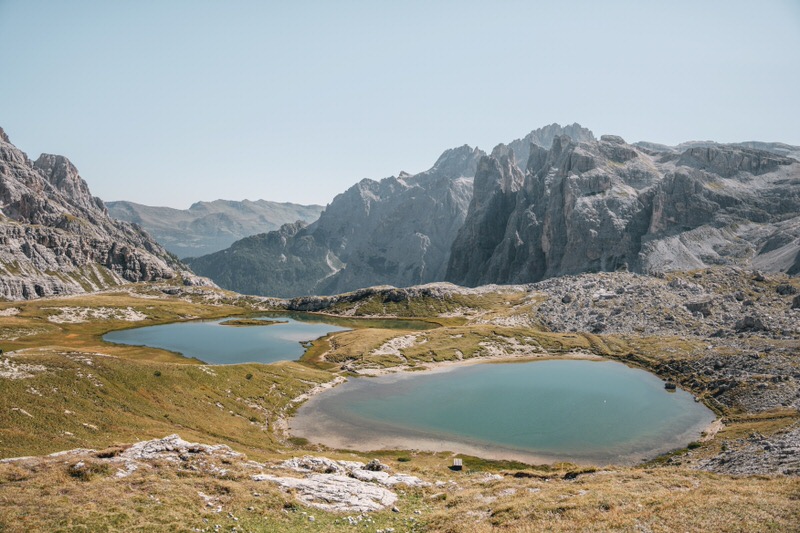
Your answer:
(188, 123), (595, 297)
(447, 134), (800, 286)
(188, 145), (482, 297)
(0, 127), (186, 300)
(107, 199), (324, 258)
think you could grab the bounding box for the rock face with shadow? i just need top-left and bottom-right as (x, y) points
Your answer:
(189, 145), (483, 297)
(0, 127), (187, 299)
(188, 123), (595, 297)
(446, 134), (800, 286)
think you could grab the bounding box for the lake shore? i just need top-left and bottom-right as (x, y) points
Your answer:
(285, 353), (719, 467)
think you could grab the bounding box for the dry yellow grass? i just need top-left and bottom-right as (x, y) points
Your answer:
(1, 284), (798, 532)
(1, 449), (798, 532)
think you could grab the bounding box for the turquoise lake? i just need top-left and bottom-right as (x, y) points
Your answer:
(290, 359), (716, 465)
(103, 313), (435, 364)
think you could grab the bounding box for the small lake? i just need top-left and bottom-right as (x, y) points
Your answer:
(290, 359), (716, 465)
(103, 314), (434, 365)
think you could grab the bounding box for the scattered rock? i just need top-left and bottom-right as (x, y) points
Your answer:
(253, 473), (398, 512)
(364, 459), (390, 472)
(120, 434), (242, 462)
(697, 424), (800, 476)
(735, 315), (768, 332)
(776, 284), (797, 296)
(278, 456), (426, 488)
(685, 300), (713, 317)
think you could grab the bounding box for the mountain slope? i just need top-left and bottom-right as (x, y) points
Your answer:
(447, 134), (800, 285)
(0, 127), (188, 300)
(188, 145), (482, 297)
(107, 199), (323, 258)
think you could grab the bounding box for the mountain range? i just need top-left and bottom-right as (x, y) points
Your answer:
(187, 124), (800, 297)
(107, 199), (323, 258)
(3, 122), (798, 301)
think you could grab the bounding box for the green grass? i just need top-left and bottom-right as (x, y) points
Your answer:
(0, 349), (332, 458)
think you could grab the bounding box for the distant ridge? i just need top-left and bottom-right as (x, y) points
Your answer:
(107, 199), (324, 258)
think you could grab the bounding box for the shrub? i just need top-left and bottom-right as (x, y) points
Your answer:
(68, 460), (110, 481)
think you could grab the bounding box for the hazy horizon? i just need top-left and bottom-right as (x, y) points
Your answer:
(1, 0), (798, 209)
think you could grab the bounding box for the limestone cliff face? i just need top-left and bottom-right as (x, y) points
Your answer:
(0, 127), (184, 300)
(447, 135), (800, 286)
(188, 145), (482, 297)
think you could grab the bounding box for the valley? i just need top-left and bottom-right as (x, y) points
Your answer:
(1, 267), (798, 531)
(0, 123), (798, 531)
(3, 0), (799, 529)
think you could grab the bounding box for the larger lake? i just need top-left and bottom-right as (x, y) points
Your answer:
(290, 359), (716, 465)
(103, 314), (434, 365)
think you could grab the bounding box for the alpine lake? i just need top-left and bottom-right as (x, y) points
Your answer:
(104, 314), (716, 465)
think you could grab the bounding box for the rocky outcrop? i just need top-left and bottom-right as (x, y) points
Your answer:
(188, 145), (483, 297)
(0, 127), (183, 300)
(252, 455), (427, 512)
(107, 199), (323, 258)
(697, 424), (800, 476)
(447, 134), (800, 286)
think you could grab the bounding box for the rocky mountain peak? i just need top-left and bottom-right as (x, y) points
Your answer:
(508, 122), (596, 167)
(187, 124), (800, 297)
(0, 126), (189, 299)
(490, 143), (513, 160)
(525, 134), (597, 178)
(0, 129), (30, 166)
(428, 144), (484, 178)
(476, 149), (524, 197)
(0, 126), (10, 144)
(34, 153), (103, 212)
(600, 134), (626, 144)
(189, 140), (483, 297)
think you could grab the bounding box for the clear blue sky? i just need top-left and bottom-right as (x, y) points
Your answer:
(1, 1), (798, 208)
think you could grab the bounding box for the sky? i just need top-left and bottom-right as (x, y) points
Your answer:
(1, 1), (799, 208)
